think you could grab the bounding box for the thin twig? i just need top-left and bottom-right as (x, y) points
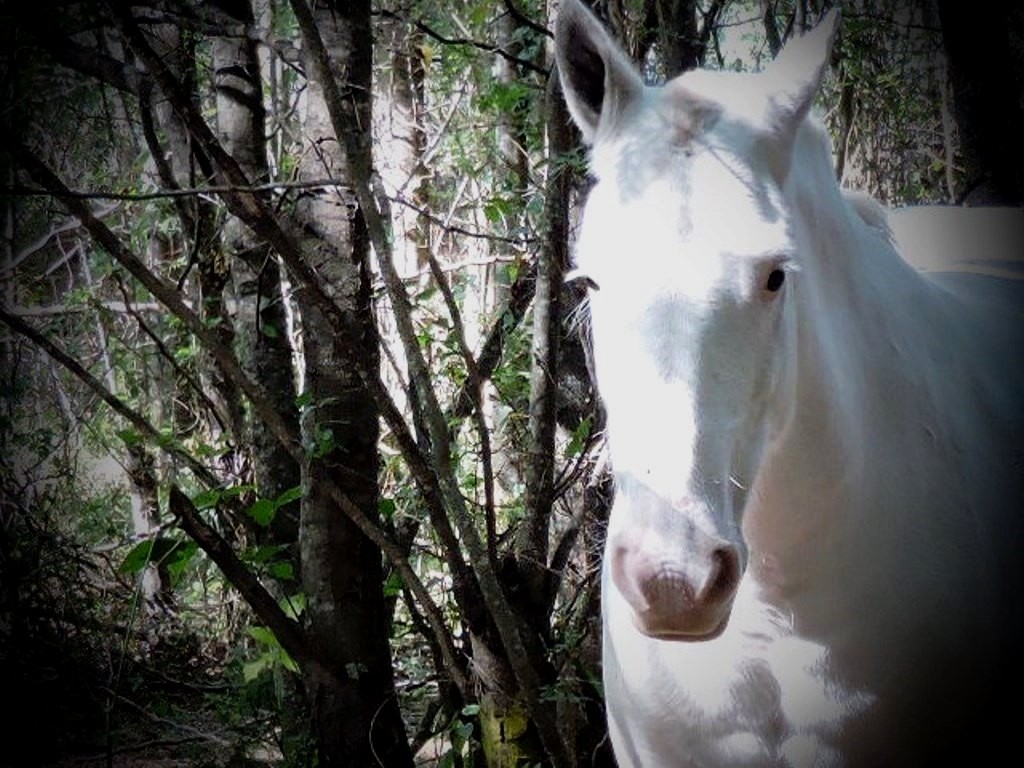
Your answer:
(426, 248), (499, 567)
(2, 177), (350, 202)
(111, 274), (230, 434)
(377, 8), (548, 75)
(111, 3), (471, 695)
(389, 193), (534, 245)
(0, 304), (221, 489)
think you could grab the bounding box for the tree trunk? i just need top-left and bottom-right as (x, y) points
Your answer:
(377, 12), (430, 278)
(147, 24), (242, 448)
(126, 442), (166, 611)
(936, 0), (1024, 204)
(213, 3), (310, 760)
(214, 3), (301, 553)
(516, 67), (570, 627)
(652, 0), (702, 75)
(293, 2), (412, 765)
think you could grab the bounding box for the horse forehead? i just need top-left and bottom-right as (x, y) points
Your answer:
(684, 152), (790, 252)
(670, 68), (771, 130)
(595, 113), (785, 229)
(583, 159), (790, 275)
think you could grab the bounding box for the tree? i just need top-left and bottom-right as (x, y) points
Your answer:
(936, 0), (1024, 204)
(290, 0), (413, 764)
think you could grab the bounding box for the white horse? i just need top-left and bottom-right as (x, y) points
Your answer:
(555, 0), (1024, 765)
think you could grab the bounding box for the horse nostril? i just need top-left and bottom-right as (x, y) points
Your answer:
(703, 546), (741, 603)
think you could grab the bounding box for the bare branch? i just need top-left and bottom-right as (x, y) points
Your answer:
(6, 140), (303, 466)
(2, 300), (165, 316)
(139, 80), (196, 234)
(447, 259), (537, 420)
(501, 0), (553, 40)
(2, 214), (97, 276)
(110, 274), (230, 435)
(2, 178), (352, 202)
(170, 486), (310, 664)
(0, 304), (221, 490)
(426, 248), (499, 565)
(288, 0), (479, 587)
(389, 193), (534, 246)
(32, 31), (146, 95)
(517, 75), (570, 620)
(108, 4), (479, 683)
(378, 8), (548, 75)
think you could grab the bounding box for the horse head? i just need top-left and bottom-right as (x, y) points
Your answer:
(556, 0), (840, 639)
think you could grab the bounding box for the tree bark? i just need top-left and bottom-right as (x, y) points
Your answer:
(126, 442), (166, 610)
(147, 23), (242, 446)
(937, 0), (1024, 204)
(214, 2), (301, 552)
(213, 3), (309, 759)
(516, 69), (570, 624)
(377, 12), (430, 278)
(652, 0), (702, 75)
(293, 2), (413, 766)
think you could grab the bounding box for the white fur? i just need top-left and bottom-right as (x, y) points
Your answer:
(557, 1), (1024, 765)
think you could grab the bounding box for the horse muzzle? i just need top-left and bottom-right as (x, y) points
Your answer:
(610, 529), (742, 640)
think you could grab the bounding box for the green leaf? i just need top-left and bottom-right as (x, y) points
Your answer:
(564, 416), (593, 458)
(193, 441), (217, 458)
(164, 541), (198, 582)
(280, 651), (299, 674)
(246, 544), (286, 564)
(454, 721), (474, 742)
(248, 498), (277, 526)
(193, 489), (221, 510)
(378, 497), (396, 519)
(119, 540), (156, 574)
(310, 426), (335, 458)
(118, 537), (189, 574)
(116, 428), (143, 446)
(173, 343), (197, 363)
(275, 485), (303, 507)
(279, 592), (306, 620)
(248, 625), (278, 647)
(483, 197), (512, 223)
(269, 561), (294, 581)
(461, 704), (480, 717)
(243, 656), (271, 683)
(382, 570), (403, 597)
(221, 483), (256, 499)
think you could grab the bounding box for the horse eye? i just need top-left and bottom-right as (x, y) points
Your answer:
(765, 269), (786, 292)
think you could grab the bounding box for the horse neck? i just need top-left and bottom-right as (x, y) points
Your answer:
(783, 164), (925, 484)
(746, 144), (953, 602)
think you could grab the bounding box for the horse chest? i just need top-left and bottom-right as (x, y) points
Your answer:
(602, 569), (872, 768)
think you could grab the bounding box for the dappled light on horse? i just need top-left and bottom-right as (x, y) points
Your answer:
(556, 0), (1024, 765)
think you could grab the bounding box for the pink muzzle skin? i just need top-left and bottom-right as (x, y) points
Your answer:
(610, 534), (742, 640)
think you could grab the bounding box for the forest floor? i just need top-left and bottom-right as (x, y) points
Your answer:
(1, 621), (285, 768)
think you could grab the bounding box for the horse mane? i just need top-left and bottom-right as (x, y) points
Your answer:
(792, 114), (892, 234)
(842, 189), (894, 243)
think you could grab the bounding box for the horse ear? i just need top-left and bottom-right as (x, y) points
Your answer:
(763, 9), (840, 137)
(555, 0), (643, 144)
